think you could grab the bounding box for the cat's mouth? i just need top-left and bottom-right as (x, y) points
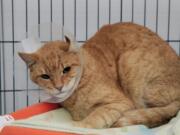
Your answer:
(43, 77), (76, 96)
(43, 88), (61, 95)
(52, 89), (66, 95)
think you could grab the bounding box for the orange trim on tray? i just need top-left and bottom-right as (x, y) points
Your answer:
(0, 103), (79, 135)
(0, 126), (78, 135)
(10, 102), (60, 120)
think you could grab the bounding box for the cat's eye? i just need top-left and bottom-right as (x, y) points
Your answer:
(63, 66), (71, 74)
(41, 74), (50, 79)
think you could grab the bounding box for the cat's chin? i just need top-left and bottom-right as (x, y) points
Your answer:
(43, 88), (61, 95)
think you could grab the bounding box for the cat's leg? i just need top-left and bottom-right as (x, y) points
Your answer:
(112, 100), (180, 128)
(73, 102), (134, 128)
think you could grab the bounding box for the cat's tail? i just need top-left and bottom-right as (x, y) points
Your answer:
(112, 100), (180, 128)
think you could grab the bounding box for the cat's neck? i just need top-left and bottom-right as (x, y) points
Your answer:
(76, 48), (100, 90)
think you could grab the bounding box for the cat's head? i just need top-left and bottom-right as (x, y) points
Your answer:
(19, 36), (81, 96)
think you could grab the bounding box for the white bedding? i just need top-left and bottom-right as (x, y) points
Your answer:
(9, 108), (180, 135)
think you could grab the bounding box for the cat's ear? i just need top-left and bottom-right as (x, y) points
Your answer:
(64, 36), (71, 45)
(21, 37), (42, 53)
(64, 33), (79, 52)
(18, 52), (38, 67)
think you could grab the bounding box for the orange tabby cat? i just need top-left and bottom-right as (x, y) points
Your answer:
(19, 22), (180, 128)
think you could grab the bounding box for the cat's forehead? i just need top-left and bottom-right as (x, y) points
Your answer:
(36, 41), (66, 58)
(32, 42), (62, 67)
(38, 40), (68, 53)
(35, 41), (78, 66)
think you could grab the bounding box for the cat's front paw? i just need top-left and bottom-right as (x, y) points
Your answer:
(112, 117), (133, 127)
(73, 121), (94, 128)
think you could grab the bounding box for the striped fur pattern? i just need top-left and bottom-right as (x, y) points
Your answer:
(19, 23), (180, 128)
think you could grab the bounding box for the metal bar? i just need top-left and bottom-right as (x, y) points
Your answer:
(38, 0), (40, 38)
(25, 0), (29, 107)
(62, 0), (64, 39)
(1, 0), (6, 114)
(0, 0), (3, 115)
(62, 0), (64, 27)
(0, 41), (20, 43)
(0, 53), (1, 113)
(167, 0), (171, 41)
(166, 40), (180, 42)
(97, 0), (100, 30)
(11, 0), (16, 112)
(179, 35), (180, 56)
(179, 37), (180, 56)
(1, 40), (180, 44)
(144, 0), (147, 26)
(74, 0), (76, 37)
(0, 43), (1, 115)
(109, 0), (111, 24)
(86, 0), (88, 40)
(38, 0), (41, 103)
(120, 0), (123, 22)
(50, 0), (52, 41)
(26, 0), (28, 38)
(0, 89), (41, 92)
(156, 0), (159, 33)
(131, 0), (134, 22)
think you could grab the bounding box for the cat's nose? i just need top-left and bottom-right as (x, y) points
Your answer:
(55, 86), (63, 90)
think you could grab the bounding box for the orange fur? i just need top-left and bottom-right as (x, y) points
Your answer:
(19, 22), (180, 128)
